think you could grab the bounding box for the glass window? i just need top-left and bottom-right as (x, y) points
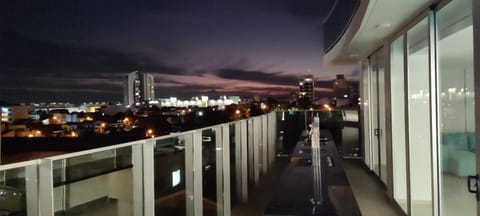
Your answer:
(154, 136), (189, 215)
(0, 166), (37, 215)
(202, 128), (222, 216)
(53, 147), (133, 215)
(407, 17), (432, 216)
(390, 35), (407, 212)
(437, 0), (475, 215)
(361, 60), (372, 168)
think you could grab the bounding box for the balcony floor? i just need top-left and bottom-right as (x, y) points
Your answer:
(232, 158), (405, 216)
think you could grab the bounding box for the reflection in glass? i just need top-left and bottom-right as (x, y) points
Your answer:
(390, 36), (408, 212)
(229, 123), (239, 206)
(154, 136), (189, 215)
(369, 54), (380, 177)
(437, 0), (475, 215)
(202, 128), (221, 216)
(0, 167), (29, 215)
(407, 17), (432, 216)
(53, 147), (133, 216)
(361, 60), (372, 169)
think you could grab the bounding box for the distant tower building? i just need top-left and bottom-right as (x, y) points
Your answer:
(298, 75), (315, 104)
(124, 71), (155, 107)
(333, 74), (349, 98)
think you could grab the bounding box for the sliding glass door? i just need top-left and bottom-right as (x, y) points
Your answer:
(436, 0), (476, 215)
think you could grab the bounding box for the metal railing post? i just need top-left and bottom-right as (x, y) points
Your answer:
(39, 159), (54, 216)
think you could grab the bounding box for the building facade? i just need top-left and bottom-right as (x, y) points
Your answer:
(124, 71), (155, 107)
(1, 105), (29, 123)
(298, 75), (315, 104)
(325, 0), (479, 215)
(333, 74), (349, 98)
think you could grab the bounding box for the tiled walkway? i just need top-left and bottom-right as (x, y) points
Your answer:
(232, 158), (404, 216)
(343, 160), (405, 216)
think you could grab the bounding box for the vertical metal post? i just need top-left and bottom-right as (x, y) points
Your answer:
(185, 133), (195, 216)
(428, 10), (440, 216)
(215, 127), (224, 216)
(132, 143), (144, 216)
(234, 122), (242, 202)
(61, 159), (67, 211)
(268, 112), (276, 167)
(247, 119), (254, 184)
(39, 159), (54, 216)
(143, 140), (155, 216)
(311, 116), (322, 205)
(26, 165), (39, 216)
(253, 117), (260, 185)
(193, 130), (203, 216)
(473, 0), (480, 213)
(222, 124), (231, 216)
(262, 115), (268, 175)
(240, 120), (248, 202)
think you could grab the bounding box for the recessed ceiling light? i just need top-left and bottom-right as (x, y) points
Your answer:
(375, 23), (392, 29)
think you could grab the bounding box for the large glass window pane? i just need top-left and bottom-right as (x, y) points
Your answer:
(0, 165), (36, 215)
(202, 128), (222, 215)
(154, 136), (190, 215)
(369, 54), (380, 177)
(407, 17), (432, 216)
(53, 147), (133, 215)
(229, 123), (241, 207)
(437, 0), (475, 215)
(390, 36), (408, 212)
(361, 61), (372, 168)
(377, 50), (387, 184)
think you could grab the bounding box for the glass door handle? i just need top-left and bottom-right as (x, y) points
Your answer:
(374, 128), (382, 137)
(467, 175), (479, 200)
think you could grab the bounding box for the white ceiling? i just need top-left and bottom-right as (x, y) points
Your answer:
(324, 0), (433, 64)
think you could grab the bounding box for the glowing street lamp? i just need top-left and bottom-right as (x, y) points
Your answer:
(146, 129), (154, 138)
(261, 103), (268, 110)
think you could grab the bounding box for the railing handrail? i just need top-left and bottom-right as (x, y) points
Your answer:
(0, 110), (340, 169)
(0, 113), (259, 170)
(0, 159), (39, 171)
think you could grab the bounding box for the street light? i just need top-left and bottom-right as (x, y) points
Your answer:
(146, 129), (154, 138)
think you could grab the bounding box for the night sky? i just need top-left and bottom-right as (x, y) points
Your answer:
(0, 0), (359, 104)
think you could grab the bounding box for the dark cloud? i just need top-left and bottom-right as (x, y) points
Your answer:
(0, 0), (359, 103)
(215, 68), (342, 90)
(216, 68), (298, 85)
(0, 88), (121, 104)
(0, 30), (183, 75)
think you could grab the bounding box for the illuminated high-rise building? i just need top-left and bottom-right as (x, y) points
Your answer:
(298, 75), (315, 104)
(333, 74), (349, 98)
(124, 71), (155, 107)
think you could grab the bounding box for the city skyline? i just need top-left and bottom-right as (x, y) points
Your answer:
(1, 0), (360, 104)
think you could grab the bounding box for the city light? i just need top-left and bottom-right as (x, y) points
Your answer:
(261, 103), (268, 110)
(146, 129), (154, 138)
(323, 104), (332, 111)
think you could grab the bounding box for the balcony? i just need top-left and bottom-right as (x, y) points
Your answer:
(0, 111), (400, 215)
